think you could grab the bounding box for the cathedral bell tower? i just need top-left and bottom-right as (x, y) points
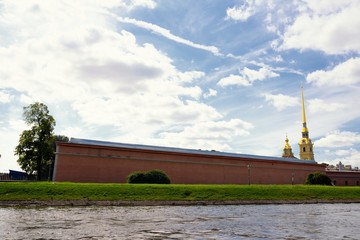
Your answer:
(299, 87), (314, 160)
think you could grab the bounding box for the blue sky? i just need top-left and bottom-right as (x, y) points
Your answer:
(1, 0), (360, 171)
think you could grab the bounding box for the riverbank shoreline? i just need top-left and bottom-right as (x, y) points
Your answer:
(2, 182), (360, 207)
(1, 199), (360, 207)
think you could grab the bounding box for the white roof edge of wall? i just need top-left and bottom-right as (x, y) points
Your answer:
(67, 137), (318, 165)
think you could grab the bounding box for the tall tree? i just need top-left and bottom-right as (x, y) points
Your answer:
(15, 102), (56, 180)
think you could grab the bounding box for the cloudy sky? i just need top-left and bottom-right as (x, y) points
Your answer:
(1, 0), (360, 171)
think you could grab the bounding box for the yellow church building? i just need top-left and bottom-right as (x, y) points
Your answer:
(282, 87), (314, 160)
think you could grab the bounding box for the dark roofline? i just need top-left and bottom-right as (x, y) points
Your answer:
(67, 138), (318, 165)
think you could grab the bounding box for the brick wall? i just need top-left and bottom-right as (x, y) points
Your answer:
(54, 142), (325, 184)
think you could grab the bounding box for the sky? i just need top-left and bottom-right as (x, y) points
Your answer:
(1, 0), (360, 171)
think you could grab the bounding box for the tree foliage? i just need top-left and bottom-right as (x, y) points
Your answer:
(305, 172), (332, 185)
(127, 170), (171, 184)
(14, 102), (58, 180)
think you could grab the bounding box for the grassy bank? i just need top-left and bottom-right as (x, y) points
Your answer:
(0, 182), (360, 202)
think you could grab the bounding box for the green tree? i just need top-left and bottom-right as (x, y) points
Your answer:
(15, 102), (56, 180)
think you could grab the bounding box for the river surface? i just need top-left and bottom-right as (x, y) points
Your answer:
(0, 204), (359, 239)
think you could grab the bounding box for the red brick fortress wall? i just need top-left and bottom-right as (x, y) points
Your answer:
(53, 140), (325, 184)
(326, 171), (360, 186)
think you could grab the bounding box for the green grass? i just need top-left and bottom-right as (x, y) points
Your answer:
(0, 182), (359, 201)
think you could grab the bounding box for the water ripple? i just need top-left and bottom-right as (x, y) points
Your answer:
(0, 204), (359, 239)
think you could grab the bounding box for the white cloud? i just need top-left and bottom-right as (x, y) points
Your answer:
(0, 27), (175, 101)
(0, 1), (207, 106)
(244, 66), (279, 81)
(0, 91), (13, 103)
(0, 118), (28, 171)
(263, 93), (299, 111)
(121, 0), (157, 10)
(218, 74), (250, 87)
(307, 58), (360, 86)
(71, 94), (224, 143)
(315, 130), (360, 148)
(177, 71), (205, 83)
(335, 149), (352, 157)
(281, 1), (360, 54)
(272, 55), (283, 62)
(218, 67), (279, 87)
(308, 99), (345, 113)
(58, 127), (87, 139)
(302, 0), (355, 16)
(0, 0), (247, 165)
(8, 120), (28, 132)
(203, 88), (217, 98)
(156, 119), (254, 151)
(225, 0), (360, 57)
(115, 16), (221, 56)
(226, 0), (257, 22)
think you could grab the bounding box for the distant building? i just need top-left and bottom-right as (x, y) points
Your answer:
(0, 170), (28, 181)
(9, 170), (28, 180)
(326, 161), (359, 172)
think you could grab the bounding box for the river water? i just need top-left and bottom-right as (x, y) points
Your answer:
(0, 204), (359, 239)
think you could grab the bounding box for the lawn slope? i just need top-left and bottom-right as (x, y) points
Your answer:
(0, 182), (359, 203)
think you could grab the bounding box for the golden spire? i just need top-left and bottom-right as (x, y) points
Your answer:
(301, 87), (308, 133)
(299, 86), (314, 160)
(284, 135), (291, 149)
(301, 87), (306, 124)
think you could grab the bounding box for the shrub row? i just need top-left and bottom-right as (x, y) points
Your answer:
(127, 170), (329, 185)
(127, 170), (171, 184)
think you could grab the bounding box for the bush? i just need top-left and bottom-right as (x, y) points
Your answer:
(127, 172), (147, 183)
(145, 170), (171, 184)
(127, 170), (171, 184)
(305, 172), (332, 185)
